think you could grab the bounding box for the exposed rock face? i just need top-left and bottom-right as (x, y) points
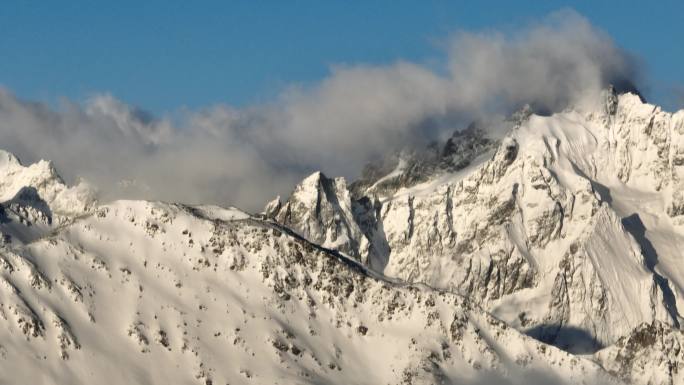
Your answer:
(271, 91), (684, 355)
(376, 136), (537, 302)
(349, 124), (497, 198)
(265, 171), (376, 265)
(536, 206), (675, 352)
(596, 321), (684, 385)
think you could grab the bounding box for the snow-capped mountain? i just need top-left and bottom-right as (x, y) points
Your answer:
(2, 87), (684, 384)
(266, 87), (684, 382)
(0, 151), (95, 245)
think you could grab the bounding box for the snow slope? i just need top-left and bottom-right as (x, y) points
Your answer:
(4, 87), (684, 384)
(0, 198), (618, 385)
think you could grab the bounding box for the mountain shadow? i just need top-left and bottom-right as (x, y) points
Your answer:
(621, 213), (680, 327)
(525, 324), (604, 354)
(6, 186), (53, 226)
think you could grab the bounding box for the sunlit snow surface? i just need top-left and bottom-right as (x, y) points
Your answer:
(2, 91), (684, 384)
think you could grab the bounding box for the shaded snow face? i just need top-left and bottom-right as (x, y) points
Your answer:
(0, 10), (640, 211)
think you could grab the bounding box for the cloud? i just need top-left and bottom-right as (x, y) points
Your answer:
(0, 10), (642, 211)
(446, 10), (641, 112)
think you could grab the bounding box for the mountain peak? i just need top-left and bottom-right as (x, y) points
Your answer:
(0, 149), (96, 243)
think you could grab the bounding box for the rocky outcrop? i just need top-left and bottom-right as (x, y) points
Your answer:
(535, 206), (676, 351)
(596, 321), (684, 385)
(349, 124), (496, 199)
(264, 171), (376, 265)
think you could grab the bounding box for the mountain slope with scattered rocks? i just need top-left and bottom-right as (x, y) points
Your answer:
(3, 88), (684, 384)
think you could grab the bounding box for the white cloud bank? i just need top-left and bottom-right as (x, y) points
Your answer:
(0, 10), (641, 211)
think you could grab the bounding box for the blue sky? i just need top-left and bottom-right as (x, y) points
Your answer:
(1, 1), (683, 113)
